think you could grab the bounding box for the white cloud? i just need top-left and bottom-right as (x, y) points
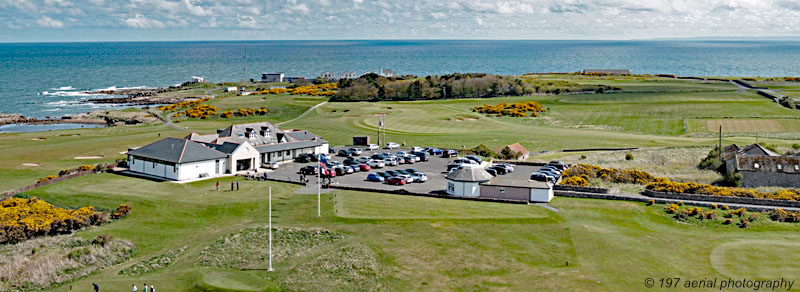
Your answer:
(430, 12), (447, 19)
(36, 16), (64, 28)
(124, 13), (165, 28)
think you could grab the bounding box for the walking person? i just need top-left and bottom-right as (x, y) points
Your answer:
(143, 284), (148, 292)
(92, 282), (99, 292)
(216, 181), (219, 191)
(132, 284), (137, 292)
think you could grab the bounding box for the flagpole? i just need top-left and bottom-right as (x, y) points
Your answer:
(268, 186), (273, 272)
(317, 162), (321, 217)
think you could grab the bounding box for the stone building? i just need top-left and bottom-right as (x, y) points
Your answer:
(723, 143), (800, 188)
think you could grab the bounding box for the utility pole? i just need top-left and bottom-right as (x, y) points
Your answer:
(268, 186), (273, 272)
(718, 125), (722, 162)
(317, 163), (321, 217)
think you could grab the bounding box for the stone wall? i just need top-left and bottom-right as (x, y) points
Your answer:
(553, 185), (609, 194)
(642, 189), (800, 209)
(741, 171), (800, 188)
(558, 190), (780, 212)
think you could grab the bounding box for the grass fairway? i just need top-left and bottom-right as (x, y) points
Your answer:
(17, 174), (800, 291)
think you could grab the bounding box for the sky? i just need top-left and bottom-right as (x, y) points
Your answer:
(1, 0), (800, 42)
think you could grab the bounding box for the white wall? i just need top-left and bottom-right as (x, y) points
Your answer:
(229, 142), (259, 173)
(530, 188), (554, 203)
(446, 180), (480, 197)
(178, 160), (218, 180)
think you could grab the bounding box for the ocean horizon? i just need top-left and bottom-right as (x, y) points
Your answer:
(3, 39), (800, 118)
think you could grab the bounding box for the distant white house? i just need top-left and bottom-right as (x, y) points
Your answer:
(224, 87), (238, 92)
(261, 73), (284, 83)
(340, 71), (357, 79)
(380, 69), (394, 77)
(191, 76), (204, 83)
(285, 76), (306, 83)
(320, 71), (337, 80)
(445, 165), (493, 197)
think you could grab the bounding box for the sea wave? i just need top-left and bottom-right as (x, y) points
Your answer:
(92, 85), (150, 91)
(41, 91), (98, 97)
(52, 86), (76, 90)
(42, 108), (61, 112)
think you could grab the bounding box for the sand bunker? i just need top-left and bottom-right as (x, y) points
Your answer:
(465, 118), (478, 121)
(74, 155), (104, 159)
(22, 163), (40, 167)
(32, 137), (47, 141)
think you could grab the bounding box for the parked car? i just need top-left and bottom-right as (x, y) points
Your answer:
(359, 164), (371, 171)
(403, 156), (416, 164)
(343, 158), (359, 166)
(371, 154), (384, 160)
(261, 161), (279, 169)
(381, 152), (395, 158)
(410, 146), (424, 152)
(530, 173), (552, 182)
(338, 149), (354, 157)
(426, 148), (444, 155)
(333, 166), (347, 176)
(409, 172), (428, 182)
(295, 154), (312, 163)
(411, 151), (429, 161)
(328, 147), (337, 154)
(454, 158), (478, 165)
(367, 173), (385, 182)
(383, 158), (398, 166)
(405, 168), (419, 174)
(349, 165), (361, 173)
(488, 165), (509, 175)
(376, 172), (392, 179)
(300, 165), (317, 175)
(367, 159), (385, 168)
(387, 170), (401, 177)
(442, 150), (459, 158)
(385, 142), (400, 149)
(356, 157), (370, 164)
(396, 151), (408, 157)
(485, 168), (498, 176)
(348, 148), (362, 155)
(538, 170), (561, 180)
(321, 168), (336, 178)
(386, 176), (408, 185)
(367, 144), (380, 150)
(465, 155), (483, 164)
(496, 163), (515, 172)
(547, 161), (568, 171)
(397, 169), (411, 176)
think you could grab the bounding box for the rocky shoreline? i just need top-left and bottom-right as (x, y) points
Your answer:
(0, 110), (158, 127)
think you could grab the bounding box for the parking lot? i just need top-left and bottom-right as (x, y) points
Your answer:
(265, 148), (541, 193)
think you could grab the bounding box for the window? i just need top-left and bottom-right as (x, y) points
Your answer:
(753, 163), (760, 169)
(286, 150), (290, 156)
(447, 182), (455, 192)
(173, 164), (177, 172)
(498, 187), (505, 193)
(777, 164), (783, 170)
(215, 160), (220, 174)
(153, 161), (156, 168)
(795, 165), (800, 171)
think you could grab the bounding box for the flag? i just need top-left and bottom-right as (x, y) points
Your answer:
(319, 162), (328, 175)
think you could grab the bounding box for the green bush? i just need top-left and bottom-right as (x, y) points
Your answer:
(625, 153), (634, 161)
(471, 144), (496, 158)
(697, 145), (724, 173)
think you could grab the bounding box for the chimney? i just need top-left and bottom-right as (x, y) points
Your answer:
(216, 129), (223, 134)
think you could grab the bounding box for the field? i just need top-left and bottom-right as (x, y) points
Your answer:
(14, 175), (800, 291)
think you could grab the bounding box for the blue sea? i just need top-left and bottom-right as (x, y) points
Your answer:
(2, 40), (800, 118)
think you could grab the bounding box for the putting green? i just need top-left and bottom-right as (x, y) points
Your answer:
(710, 240), (800, 280)
(201, 270), (275, 291)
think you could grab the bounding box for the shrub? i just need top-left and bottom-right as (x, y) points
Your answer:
(711, 204), (718, 209)
(0, 197), (109, 244)
(687, 207), (702, 216)
(704, 211), (717, 220)
(747, 213), (759, 222)
(739, 220), (750, 228)
(625, 153), (634, 161)
(677, 201), (684, 206)
(67, 247), (91, 260)
(721, 205), (730, 211)
(723, 218), (732, 225)
(645, 181), (800, 202)
(730, 208), (747, 217)
(111, 204), (132, 219)
(471, 144), (496, 158)
(561, 164), (658, 185)
(472, 101), (546, 117)
(646, 199), (654, 206)
(698, 145), (724, 172)
(560, 176), (589, 187)
(769, 209), (800, 223)
(92, 234), (113, 247)
(580, 154), (587, 160)
(664, 204), (680, 214)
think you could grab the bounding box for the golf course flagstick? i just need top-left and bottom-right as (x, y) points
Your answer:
(268, 186), (273, 272)
(317, 163), (321, 217)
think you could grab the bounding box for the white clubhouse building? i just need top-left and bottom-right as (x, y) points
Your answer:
(127, 121), (328, 181)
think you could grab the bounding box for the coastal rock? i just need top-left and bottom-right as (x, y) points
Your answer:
(0, 113), (27, 126)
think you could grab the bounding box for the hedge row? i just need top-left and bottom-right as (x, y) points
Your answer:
(646, 181), (800, 202)
(0, 198), (132, 244)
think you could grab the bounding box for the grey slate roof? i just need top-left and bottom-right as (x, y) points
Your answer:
(484, 177), (551, 189)
(285, 130), (326, 142)
(445, 165), (493, 182)
(128, 137), (227, 164)
(203, 142), (241, 154)
(255, 140), (323, 153)
(216, 122), (282, 146)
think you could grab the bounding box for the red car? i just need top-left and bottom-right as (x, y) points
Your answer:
(322, 168), (337, 178)
(359, 163), (371, 171)
(386, 176), (407, 185)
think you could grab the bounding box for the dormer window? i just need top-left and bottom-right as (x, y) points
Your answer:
(795, 165), (799, 171)
(753, 163), (760, 169)
(777, 164), (783, 170)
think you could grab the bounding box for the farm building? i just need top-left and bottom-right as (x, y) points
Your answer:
(582, 69), (630, 75)
(501, 143), (530, 160)
(128, 121), (328, 181)
(723, 143), (800, 188)
(445, 165), (493, 197)
(380, 69), (394, 77)
(480, 178), (553, 203)
(224, 87), (238, 93)
(261, 73), (284, 83)
(320, 71), (337, 80)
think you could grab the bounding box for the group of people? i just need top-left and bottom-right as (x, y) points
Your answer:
(132, 283), (155, 292)
(215, 180), (240, 191)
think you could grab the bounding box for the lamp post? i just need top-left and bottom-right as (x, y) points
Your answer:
(268, 186), (273, 272)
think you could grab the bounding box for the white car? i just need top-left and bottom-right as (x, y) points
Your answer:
(385, 142), (400, 149)
(367, 144), (380, 150)
(410, 146), (424, 152)
(383, 158), (398, 166)
(367, 159), (385, 168)
(261, 162), (279, 169)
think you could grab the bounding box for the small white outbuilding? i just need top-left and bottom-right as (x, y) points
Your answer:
(445, 164), (493, 197)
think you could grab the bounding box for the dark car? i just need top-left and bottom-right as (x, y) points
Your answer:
(343, 158), (359, 166)
(397, 169), (411, 175)
(300, 165), (317, 175)
(386, 176), (408, 185)
(464, 155), (483, 164)
(334, 167), (347, 176)
(294, 154), (311, 163)
(411, 151), (429, 161)
(485, 168), (498, 176)
(442, 150), (458, 158)
(377, 172), (392, 179)
(426, 148), (443, 155)
(338, 149), (354, 157)
(387, 170), (401, 177)
(329, 147), (337, 154)
(488, 165), (509, 175)
(530, 173), (551, 182)
(547, 161), (568, 171)
(371, 154), (384, 160)
(403, 156), (416, 164)
(404, 168), (419, 174)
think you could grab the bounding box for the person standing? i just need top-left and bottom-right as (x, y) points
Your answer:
(143, 284), (148, 292)
(236, 180), (239, 191)
(132, 284), (137, 292)
(92, 283), (99, 292)
(150, 285), (155, 292)
(216, 181), (219, 191)
(231, 180), (234, 191)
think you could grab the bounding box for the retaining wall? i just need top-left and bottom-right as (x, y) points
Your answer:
(553, 185), (610, 194)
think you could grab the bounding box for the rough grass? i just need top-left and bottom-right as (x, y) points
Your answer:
(0, 235), (134, 291)
(279, 242), (383, 292)
(118, 245), (187, 276)
(198, 227), (346, 269)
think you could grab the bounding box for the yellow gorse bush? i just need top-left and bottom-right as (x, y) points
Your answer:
(261, 83), (337, 96)
(472, 101), (546, 117)
(157, 97), (211, 112)
(646, 181), (800, 202)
